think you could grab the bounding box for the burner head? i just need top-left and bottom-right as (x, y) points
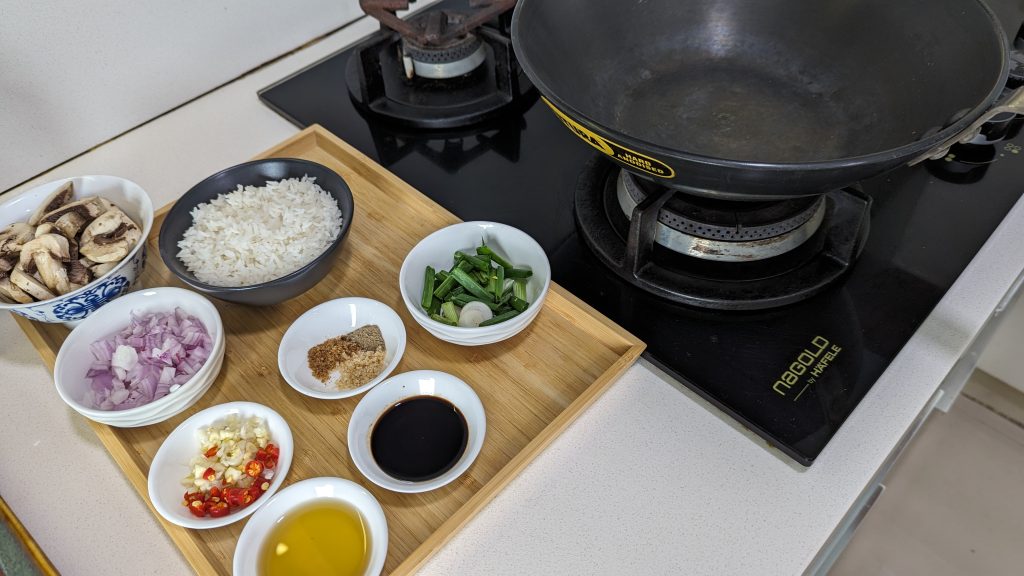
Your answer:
(616, 171), (825, 262)
(402, 32), (486, 79)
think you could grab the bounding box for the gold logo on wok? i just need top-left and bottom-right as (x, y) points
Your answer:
(543, 97), (676, 179)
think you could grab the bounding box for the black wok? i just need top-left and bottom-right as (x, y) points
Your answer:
(511, 0), (1015, 200)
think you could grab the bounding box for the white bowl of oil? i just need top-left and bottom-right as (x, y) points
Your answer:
(233, 476), (388, 576)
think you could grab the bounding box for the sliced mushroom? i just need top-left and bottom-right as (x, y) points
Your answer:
(10, 268), (55, 301)
(67, 258), (91, 285)
(28, 181), (74, 226)
(53, 211), (87, 239)
(0, 223), (36, 257)
(89, 261), (118, 278)
(39, 196), (109, 225)
(0, 256), (14, 274)
(80, 207), (141, 263)
(20, 234), (72, 295)
(34, 223), (56, 237)
(68, 237), (79, 262)
(0, 277), (34, 304)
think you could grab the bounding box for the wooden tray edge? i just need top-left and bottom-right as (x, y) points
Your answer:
(0, 494), (59, 576)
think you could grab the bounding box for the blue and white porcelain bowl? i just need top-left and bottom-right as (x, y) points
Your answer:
(0, 176), (154, 325)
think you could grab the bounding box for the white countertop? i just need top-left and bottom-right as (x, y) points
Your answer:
(2, 15), (1023, 576)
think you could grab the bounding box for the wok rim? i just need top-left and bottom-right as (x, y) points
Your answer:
(511, 0), (1010, 173)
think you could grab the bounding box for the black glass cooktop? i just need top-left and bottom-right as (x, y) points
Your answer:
(260, 0), (1024, 465)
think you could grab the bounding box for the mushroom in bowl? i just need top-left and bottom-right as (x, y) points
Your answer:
(0, 176), (153, 324)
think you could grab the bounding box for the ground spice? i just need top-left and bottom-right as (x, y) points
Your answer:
(307, 325), (386, 390)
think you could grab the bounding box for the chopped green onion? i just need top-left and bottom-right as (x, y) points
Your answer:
(430, 313), (458, 326)
(421, 266), (436, 308)
(448, 285), (465, 299)
(511, 297), (529, 313)
(476, 245), (514, 272)
(507, 268), (533, 279)
(513, 278), (527, 301)
(441, 301), (459, 323)
(493, 264), (505, 300)
(428, 296), (442, 315)
(452, 294), (503, 312)
(450, 267), (493, 300)
(455, 251), (490, 272)
(434, 269), (449, 283)
(434, 261), (472, 298)
(479, 309), (521, 327)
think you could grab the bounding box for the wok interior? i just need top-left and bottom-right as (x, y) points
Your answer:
(516, 0), (1004, 163)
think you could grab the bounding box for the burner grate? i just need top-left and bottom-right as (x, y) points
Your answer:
(575, 157), (872, 310)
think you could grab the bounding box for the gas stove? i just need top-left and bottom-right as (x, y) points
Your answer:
(260, 0), (1024, 465)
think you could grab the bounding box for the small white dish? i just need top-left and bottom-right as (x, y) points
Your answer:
(147, 402), (293, 530)
(233, 477), (388, 576)
(278, 297), (406, 400)
(348, 370), (486, 493)
(53, 287), (225, 427)
(398, 222), (551, 346)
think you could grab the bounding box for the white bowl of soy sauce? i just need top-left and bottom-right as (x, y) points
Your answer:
(347, 370), (486, 493)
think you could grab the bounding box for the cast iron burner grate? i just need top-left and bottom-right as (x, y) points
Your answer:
(575, 157), (872, 310)
(346, 0), (533, 129)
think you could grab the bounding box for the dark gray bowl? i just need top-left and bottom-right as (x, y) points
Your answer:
(158, 158), (354, 306)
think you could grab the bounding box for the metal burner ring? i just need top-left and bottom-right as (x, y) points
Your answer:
(403, 34), (487, 79)
(616, 173), (827, 262)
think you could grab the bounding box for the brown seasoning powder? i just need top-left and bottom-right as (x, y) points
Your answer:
(307, 325), (387, 390)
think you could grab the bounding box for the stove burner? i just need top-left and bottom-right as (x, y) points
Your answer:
(402, 33), (486, 79)
(616, 171), (826, 262)
(346, 1), (533, 129)
(576, 158), (871, 310)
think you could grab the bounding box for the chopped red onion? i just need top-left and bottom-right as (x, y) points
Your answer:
(82, 308), (213, 411)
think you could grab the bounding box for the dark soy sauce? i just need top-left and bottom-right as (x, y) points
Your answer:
(370, 396), (468, 482)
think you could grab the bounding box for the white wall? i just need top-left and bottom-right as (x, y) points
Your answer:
(0, 0), (364, 193)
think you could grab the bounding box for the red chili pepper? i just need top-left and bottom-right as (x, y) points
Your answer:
(204, 445), (219, 458)
(255, 448), (268, 462)
(244, 460), (264, 478)
(209, 486), (222, 499)
(188, 499), (207, 518)
(202, 467), (217, 482)
(224, 487), (245, 507)
(241, 489), (255, 506)
(207, 501), (230, 518)
(258, 481), (271, 493)
(266, 444), (280, 460)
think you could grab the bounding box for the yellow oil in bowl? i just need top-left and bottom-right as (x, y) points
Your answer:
(259, 499), (370, 576)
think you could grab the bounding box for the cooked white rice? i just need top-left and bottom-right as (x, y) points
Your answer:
(177, 176), (343, 287)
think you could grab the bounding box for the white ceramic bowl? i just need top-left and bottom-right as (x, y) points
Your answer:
(412, 299), (546, 346)
(0, 175), (154, 324)
(398, 222), (550, 345)
(53, 287), (224, 427)
(233, 477), (388, 576)
(148, 402), (293, 530)
(84, 340), (225, 427)
(348, 370), (486, 493)
(278, 297), (406, 400)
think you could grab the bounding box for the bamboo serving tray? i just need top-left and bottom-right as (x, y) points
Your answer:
(14, 125), (644, 575)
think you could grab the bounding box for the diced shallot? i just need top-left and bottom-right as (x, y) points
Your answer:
(82, 308), (212, 411)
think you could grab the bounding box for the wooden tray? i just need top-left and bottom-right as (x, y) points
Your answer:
(14, 125), (644, 575)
